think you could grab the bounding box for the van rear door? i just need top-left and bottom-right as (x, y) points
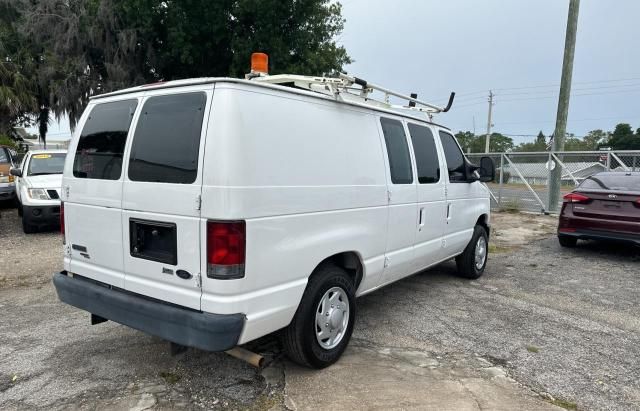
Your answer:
(64, 99), (140, 288)
(121, 89), (211, 310)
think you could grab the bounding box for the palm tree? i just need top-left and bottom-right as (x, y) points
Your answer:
(0, 60), (36, 136)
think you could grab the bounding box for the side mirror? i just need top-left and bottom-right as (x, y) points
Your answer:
(10, 168), (22, 177)
(478, 157), (495, 182)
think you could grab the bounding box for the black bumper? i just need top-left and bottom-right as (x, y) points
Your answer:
(53, 271), (245, 351)
(23, 204), (60, 226)
(559, 230), (640, 246)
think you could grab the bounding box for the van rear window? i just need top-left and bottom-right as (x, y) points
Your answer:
(128, 92), (206, 184)
(73, 100), (138, 180)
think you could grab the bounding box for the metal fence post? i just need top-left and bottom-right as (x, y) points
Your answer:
(606, 151), (611, 171)
(547, 152), (553, 211)
(498, 154), (504, 209)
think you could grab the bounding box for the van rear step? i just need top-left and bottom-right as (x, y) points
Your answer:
(53, 271), (245, 352)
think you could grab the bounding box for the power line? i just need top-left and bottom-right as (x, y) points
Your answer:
(454, 75), (640, 97)
(496, 86), (640, 102)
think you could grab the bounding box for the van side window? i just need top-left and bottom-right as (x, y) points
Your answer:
(380, 118), (413, 184)
(408, 124), (440, 184)
(73, 100), (138, 180)
(128, 92), (206, 184)
(438, 131), (466, 182)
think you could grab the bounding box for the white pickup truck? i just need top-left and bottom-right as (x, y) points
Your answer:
(12, 150), (66, 233)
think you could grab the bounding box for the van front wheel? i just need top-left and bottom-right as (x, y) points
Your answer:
(455, 225), (489, 279)
(283, 264), (356, 369)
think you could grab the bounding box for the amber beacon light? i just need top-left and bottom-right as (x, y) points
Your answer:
(251, 52), (269, 75)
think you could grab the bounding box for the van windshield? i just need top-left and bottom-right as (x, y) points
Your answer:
(0, 149), (8, 164)
(28, 153), (67, 176)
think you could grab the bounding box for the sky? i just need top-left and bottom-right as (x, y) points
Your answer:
(339, 0), (640, 145)
(33, 0), (640, 145)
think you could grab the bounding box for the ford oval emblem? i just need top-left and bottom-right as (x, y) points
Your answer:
(176, 270), (192, 280)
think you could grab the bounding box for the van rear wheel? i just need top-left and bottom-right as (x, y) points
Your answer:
(283, 264), (356, 369)
(455, 225), (488, 279)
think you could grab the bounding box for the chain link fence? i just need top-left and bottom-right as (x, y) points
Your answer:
(467, 150), (640, 213)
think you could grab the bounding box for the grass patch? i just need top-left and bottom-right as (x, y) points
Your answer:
(502, 199), (522, 213)
(488, 243), (511, 254)
(526, 345), (540, 353)
(549, 398), (578, 410)
(159, 371), (181, 384)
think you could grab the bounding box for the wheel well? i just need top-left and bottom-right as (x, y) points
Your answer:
(476, 214), (490, 237)
(313, 252), (363, 291)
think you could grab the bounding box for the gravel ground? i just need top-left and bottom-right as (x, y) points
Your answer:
(1, 205), (639, 410)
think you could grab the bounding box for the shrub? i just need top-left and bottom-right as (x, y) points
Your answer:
(0, 134), (18, 149)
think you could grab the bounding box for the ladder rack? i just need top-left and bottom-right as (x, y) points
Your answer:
(252, 73), (455, 118)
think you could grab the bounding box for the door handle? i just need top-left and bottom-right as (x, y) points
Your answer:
(447, 203), (452, 220)
(418, 207), (425, 230)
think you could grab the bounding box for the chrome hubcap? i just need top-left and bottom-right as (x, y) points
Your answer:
(315, 287), (350, 350)
(475, 236), (487, 270)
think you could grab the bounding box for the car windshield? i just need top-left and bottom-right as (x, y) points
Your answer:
(27, 153), (67, 176)
(580, 174), (640, 192)
(0, 149), (9, 164)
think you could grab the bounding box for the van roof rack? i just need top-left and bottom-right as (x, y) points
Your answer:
(252, 73), (455, 118)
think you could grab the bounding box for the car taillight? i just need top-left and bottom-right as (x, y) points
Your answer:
(207, 220), (245, 279)
(563, 192), (590, 203)
(60, 202), (65, 241)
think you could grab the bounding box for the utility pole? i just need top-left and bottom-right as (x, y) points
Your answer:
(548, 0), (580, 212)
(484, 90), (494, 153)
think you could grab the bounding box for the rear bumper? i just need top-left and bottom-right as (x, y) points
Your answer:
(558, 229), (640, 245)
(53, 271), (245, 351)
(0, 184), (15, 200)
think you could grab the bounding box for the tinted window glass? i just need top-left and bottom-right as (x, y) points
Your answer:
(0, 148), (8, 163)
(28, 153), (66, 175)
(408, 124), (440, 184)
(438, 131), (466, 181)
(579, 174), (640, 191)
(380, 118), (413, 184)
(128, 93), (206, 184)
(73, 100), (138, 179)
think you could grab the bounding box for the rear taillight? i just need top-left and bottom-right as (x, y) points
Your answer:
(563, 192), (590, 203)
(207, 220), (245, 279)
(60, 202), (65, 242)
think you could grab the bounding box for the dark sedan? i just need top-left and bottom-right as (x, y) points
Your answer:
(558, 172), (640, 247)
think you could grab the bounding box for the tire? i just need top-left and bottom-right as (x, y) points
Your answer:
(17, 204), (23, 217)
(22, 215), (37, 234)
(558, 235), (577, 248)
(455, 225), (489, 279)
(283, 263), (356, 369)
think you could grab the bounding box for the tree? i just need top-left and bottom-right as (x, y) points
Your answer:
(606, 123), (640, 150)
(535, 131), (545, 145)
(486, 132), (514, 152)
(453, 131), (513, 153)
(16, 0), (352, 135)
(0, 0), (37, 136)
(583, 129), (608, 150)
(454, 131), (475, 153)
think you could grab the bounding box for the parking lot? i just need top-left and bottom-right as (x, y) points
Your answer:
(1, 205), (639, 410)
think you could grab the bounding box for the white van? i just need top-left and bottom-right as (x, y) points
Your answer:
(54, 61), (495, 368)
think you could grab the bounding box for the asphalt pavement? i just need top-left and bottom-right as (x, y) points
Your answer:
(1, 207), (639, 410)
